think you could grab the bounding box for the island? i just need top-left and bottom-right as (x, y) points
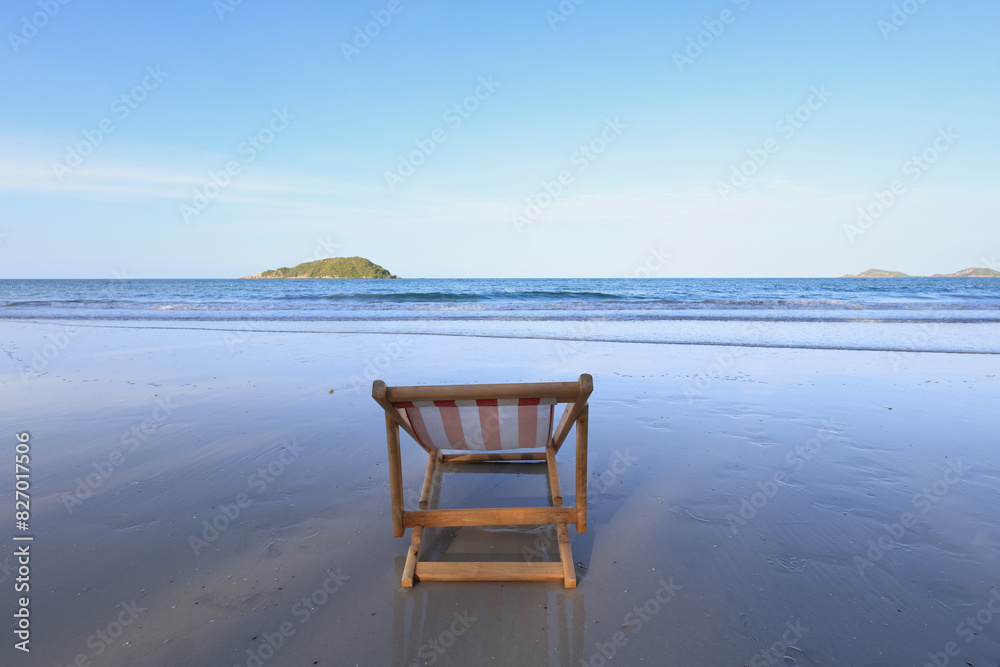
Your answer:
(242, 257), (399, 279)
(843, 267), (999, 278)
(931, 267), (1000, 278)
(843, 269), (910, 278)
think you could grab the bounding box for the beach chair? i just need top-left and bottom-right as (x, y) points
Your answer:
(372, 374), (593, 588)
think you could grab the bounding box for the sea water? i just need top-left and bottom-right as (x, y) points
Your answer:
(1, 278), (998, 353)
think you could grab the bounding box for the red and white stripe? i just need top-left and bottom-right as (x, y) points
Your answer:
(396, 398), (556, 451)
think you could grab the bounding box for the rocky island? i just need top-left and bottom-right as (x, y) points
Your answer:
(843, 269), (910, 278)
(242, 256), (399, 279)
(931, 267), (1000, 278)
(843, 267), (999, 278)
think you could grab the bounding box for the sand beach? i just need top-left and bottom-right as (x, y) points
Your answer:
(2, 318), (998, 666)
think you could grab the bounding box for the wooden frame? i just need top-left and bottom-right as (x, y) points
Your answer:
(372, 374), (593, 588)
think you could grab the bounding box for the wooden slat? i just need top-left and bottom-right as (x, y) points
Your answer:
(415, 561), (564, 582)
(441, 452), (546, 462)
(545, 446), (563, 506)
(419, 451), (440, 510)
(386, 413), (404, 538)
(556, 523), (576, 589)
(551, 402), (575, 451)
(552, 374), (594, 452)
(404, 507), (576, 528)
(401, 526), (423, 588)
(386, 381), (582, 403)
(575, 404), (589, 534)
(372, 380), (424, 447)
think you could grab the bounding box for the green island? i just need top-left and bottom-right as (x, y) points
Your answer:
(843, 267), (1000, 278)
(242, 257), (399, 279)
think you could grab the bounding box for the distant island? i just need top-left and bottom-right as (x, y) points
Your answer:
(843, 267), (1000, 278)
(931, 267), (1000, 278)
(242, 257), (399, 279)
(843, 269), (910, 278)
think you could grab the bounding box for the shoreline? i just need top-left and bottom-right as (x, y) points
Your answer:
(3, 317), (998, 356)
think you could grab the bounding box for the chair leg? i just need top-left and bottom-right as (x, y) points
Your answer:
(386, 414), (404, 538)
(576, 405), (588, 534)
(402, 452), (441, 587)
(545, 447), (576, 587)
(402, 526), (423, 588)
(419, 451), (440, 510)
(557, 523), (576, 588)
(545, 445), (563, 507)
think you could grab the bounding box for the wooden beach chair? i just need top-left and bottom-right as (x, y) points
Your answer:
(372, 374), (593, 588)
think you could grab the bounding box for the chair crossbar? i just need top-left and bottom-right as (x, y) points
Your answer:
(403, 507), (577, 529)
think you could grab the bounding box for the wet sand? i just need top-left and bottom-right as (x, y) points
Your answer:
(2, 320), (999, 666)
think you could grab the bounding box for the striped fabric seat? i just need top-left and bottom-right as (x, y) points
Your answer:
(395, 398), (556, 451)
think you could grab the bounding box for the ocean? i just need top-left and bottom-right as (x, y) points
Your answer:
(1, 278), (998, 353)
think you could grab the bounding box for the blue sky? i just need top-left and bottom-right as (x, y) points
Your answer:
(1, 0), (997, 278)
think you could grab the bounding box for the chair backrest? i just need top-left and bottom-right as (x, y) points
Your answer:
(373, 375), (593, 454)
(395, 398), (556, 451)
